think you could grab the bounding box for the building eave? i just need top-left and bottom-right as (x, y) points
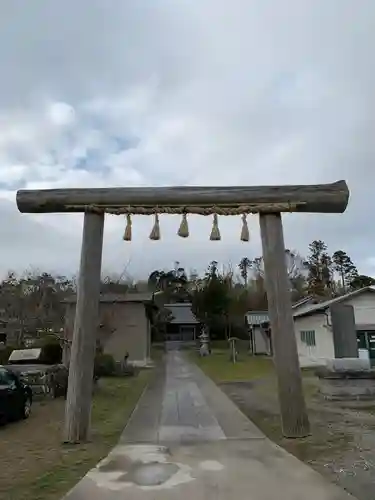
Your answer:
(293, 286), (375, 319)
(63, 293), (154, 304)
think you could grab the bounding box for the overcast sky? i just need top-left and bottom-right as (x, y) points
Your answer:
(0, 1), (374, 280)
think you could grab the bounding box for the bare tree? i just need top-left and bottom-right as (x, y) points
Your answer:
(0, 270), (75, 346)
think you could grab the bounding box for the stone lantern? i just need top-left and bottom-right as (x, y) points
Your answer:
(199, 327), (210, 357)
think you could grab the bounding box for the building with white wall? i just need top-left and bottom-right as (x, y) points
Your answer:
(246, 287), (375, 367)
(293, 287), (375, 367)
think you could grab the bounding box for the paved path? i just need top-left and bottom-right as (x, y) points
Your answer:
(64, 351), (356, 499)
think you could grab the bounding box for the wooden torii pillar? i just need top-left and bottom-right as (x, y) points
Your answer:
(16, 180), (349, 441)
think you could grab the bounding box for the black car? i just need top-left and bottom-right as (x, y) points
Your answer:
(0, 365), (32, 424)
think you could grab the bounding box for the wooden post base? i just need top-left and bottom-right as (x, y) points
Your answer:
(64, 212), (104, 443)
(259, 213), (310, 438)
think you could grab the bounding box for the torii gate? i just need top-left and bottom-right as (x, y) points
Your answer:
(16, 180), (349, 442)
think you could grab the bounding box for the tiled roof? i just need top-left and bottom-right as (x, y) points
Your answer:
(164, 303), (199, 324)
(63, 293), (154, 304)
(293, 286), (375, 318)
(291, 296), (318, 309)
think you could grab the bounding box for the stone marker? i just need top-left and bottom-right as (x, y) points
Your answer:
(330, 303), (358, 358)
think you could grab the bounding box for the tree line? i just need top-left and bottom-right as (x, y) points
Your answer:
(146, 241), (375, 340)
(0, 240), (373, 346)
(237, 240), (374, 301)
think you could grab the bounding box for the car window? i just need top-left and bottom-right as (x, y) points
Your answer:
(0, 367), (14, 386)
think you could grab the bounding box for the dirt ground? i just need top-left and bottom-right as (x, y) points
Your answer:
(0, 373), (152, 500)
(0, 398), (66, 496)
(220, 376), (375, 500)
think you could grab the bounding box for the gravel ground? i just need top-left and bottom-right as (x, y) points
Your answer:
(220, 378), (375, 500)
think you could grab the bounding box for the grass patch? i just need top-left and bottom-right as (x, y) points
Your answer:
(191, 349), (319, 396)
(191, 349), (274, 382)
(2, 370), (152, 500)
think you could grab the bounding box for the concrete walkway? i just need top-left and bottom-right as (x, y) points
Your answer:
(64, 351), (356, 499)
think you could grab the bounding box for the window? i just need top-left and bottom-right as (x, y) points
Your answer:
(300, 330), (316, 347)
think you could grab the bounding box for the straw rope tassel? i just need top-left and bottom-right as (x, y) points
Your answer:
(149, 213), (161, 240)
(240, 214), (250, 242)
(178, 213), (189, 238)
(210, 213), (221, 241)
(123, 214), (132, 241)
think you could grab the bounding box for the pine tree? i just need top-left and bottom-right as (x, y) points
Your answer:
(238, 257), (251, 287)
(306, 240), (333, 296)
(350, 274), (375, 290)
(332, 250), (358, 293)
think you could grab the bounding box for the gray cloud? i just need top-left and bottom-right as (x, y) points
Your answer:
(0, 0), (374, 278)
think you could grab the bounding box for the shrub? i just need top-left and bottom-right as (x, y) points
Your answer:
(94, 353), (116, 378)
(31, 334), (63, 364)
(229, 323), (249, 340)
(40, 343), (63, 364)
(0, 346), (13, 364)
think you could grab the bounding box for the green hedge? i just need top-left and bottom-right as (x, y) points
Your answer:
(94, 353), (116, 378)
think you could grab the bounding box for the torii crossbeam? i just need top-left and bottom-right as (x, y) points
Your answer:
(16, 180), (350, 442)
